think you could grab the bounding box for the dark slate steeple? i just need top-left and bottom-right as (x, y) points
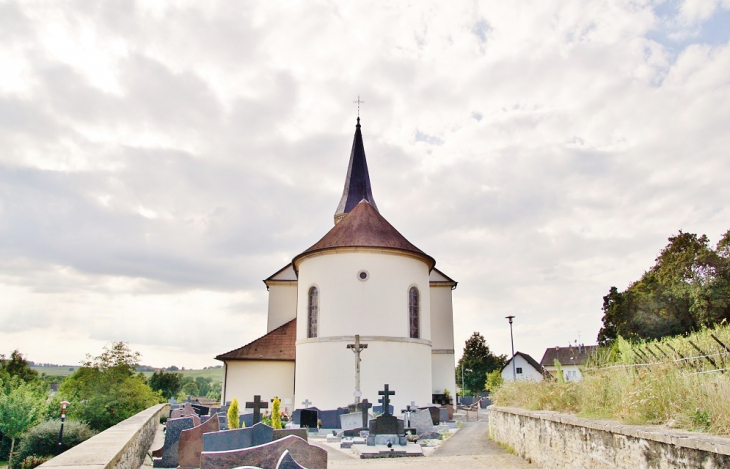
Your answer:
(334, 117), (378, 224)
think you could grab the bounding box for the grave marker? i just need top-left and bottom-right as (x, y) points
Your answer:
(378, 384), (394, 416)
(246, 395), (268, 425)
(200, 435), (326, 469)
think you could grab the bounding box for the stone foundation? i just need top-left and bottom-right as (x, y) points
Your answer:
(40, 403), (169, 469)
(488, 405), (730, 469)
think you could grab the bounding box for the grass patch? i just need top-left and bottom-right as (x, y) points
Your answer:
(493, 324), (730, 436)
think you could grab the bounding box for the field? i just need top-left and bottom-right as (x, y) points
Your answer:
(32, 366), (224, 382)
(493, 324), (730, 435)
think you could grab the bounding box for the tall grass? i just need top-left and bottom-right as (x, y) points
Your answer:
(493, 323), (730, 435)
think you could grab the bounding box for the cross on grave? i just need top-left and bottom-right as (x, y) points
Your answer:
(301, 399), (312, 409)
(347, 335), (368, 405)
(400, 405), (414, 427)
(361, 398), (372, 428)
(410, 401), (417, 409)
(246, 395), (268, 424)
(378, 384), (395, 416)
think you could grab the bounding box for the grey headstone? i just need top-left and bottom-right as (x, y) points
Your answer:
(317, 408), (348, 429)
(372, 405), (394, 415)
(273, 428), (308, 442)
(439, 407), (449, 423)
(410, 409), (436, 436)
(339, 413), (363, 431)
(239, 413), (254, 428)
(203, 427), (253, 452)
(153, 416), (195, 468)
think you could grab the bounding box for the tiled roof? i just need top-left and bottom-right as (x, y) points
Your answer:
(215, 319), (296, 361)
(293, 200), (435, 270)
(540, 345), (598, 367)
(502, 351), (545, 374)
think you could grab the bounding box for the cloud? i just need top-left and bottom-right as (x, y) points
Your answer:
(0, 0), (729, 367)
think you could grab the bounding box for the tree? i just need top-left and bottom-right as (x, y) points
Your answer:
(455, 332), (507, 395)
(271, 398), (282, 430)
(149, 371), (181, 399)
(59, 342), (164, 431)
(0, 350), (40, 387)
(228, 398), (240, 429)
(598, 229), (730, 343)
(485, 369), (503, 392)
(0, 382), (46, 468)
(180, 381), (199, 398)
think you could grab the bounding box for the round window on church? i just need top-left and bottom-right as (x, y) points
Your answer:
(358, 270), (369, 281)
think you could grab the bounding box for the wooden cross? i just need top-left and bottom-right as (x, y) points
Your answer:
(347, 335), (368, 405)
(360, 398), (372, 428)
(245, 395), (268, 424)
(353, 95), (364, 117)
(302, 399), (312, 409)
(378, 384), (395, 416)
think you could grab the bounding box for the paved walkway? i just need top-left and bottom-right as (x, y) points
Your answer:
(321, 419), (534, 468)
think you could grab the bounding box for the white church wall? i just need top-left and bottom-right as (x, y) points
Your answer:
(295, 250), (431, 339)
(295, 338), (432, 413)
(431, 352), (456, 397)
(502, 355), (544, 382)
(429, 285), (454, 351)
(222, 360), (295, 413)
(266, 282), (298, 333)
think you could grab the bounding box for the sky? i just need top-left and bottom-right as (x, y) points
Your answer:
(1, 0), (729, 370)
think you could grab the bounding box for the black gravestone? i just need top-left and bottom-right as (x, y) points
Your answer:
(300, 409), (318, 430)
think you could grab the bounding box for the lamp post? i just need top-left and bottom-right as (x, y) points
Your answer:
(461, 366), (472, 404)
(58, 401), (70, 446)
(506, 316), (516, 381)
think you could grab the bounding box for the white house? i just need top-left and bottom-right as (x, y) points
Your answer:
(540, 344), (598, 382)
(501, 352), (545, 382)
(215, 117), (458, 414)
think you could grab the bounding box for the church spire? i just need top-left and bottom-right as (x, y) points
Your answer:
(334, 117), (378, 224)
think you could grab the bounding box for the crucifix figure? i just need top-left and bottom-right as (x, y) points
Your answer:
(378, 384), (395, 416)
(347, 335), (368, 405)
(245, 395), (268, 424)
(401, 405), (414, 427)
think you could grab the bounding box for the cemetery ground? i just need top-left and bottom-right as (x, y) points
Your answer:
(140, 406), (531, 469)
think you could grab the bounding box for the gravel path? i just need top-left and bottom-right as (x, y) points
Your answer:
(323, 419), (535, 468)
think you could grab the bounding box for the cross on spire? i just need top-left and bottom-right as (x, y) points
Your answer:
(378, 384), (395, 416)
(245, 395), (268, 424)
(353, 95), (364, 117)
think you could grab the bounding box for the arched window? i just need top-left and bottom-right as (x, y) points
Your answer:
(409, 287), (419, 339)
(308, 287), (318, 338)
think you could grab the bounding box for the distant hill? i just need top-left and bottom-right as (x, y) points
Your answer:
(31, 365), (224, 381)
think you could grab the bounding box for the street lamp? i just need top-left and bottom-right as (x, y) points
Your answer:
(461, 366), (472, 404)
(506, 316), (516, 381)
(58, 401), (70, 446)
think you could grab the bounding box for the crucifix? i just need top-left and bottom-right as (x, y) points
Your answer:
(347, 334), (368, 405)
(378, 384), (395, 416)
(353, 95), (364, 117)
(400, 404), (414, 428)
(245, 395), (268, 424)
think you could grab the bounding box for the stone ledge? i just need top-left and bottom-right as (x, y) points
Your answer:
(489, 405), (730, 457)
(40, 403), (169, 469)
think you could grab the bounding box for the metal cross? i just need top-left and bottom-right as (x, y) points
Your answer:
(347, 335), (368, 405)
(302, 399), (312, 409)
(245, 395), (268, 424)
(353, 95), (364, 117)
(378, 384), (395, 416)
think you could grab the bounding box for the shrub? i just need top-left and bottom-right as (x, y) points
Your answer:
(227, 398), (240, 429)
(21, 455), (52, 469)
(271, 398), (282, 430)
(12, 420), (96, 469)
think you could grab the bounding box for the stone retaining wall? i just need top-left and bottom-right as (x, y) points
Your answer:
(488, 405), (730, 469)
(40, 403), (169, 469)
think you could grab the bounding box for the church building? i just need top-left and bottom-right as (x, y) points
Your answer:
(215, 118), (457, 414)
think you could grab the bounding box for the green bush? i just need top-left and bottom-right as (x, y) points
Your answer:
(12, 420), (96, 469)
(20, 455), (52, 469)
